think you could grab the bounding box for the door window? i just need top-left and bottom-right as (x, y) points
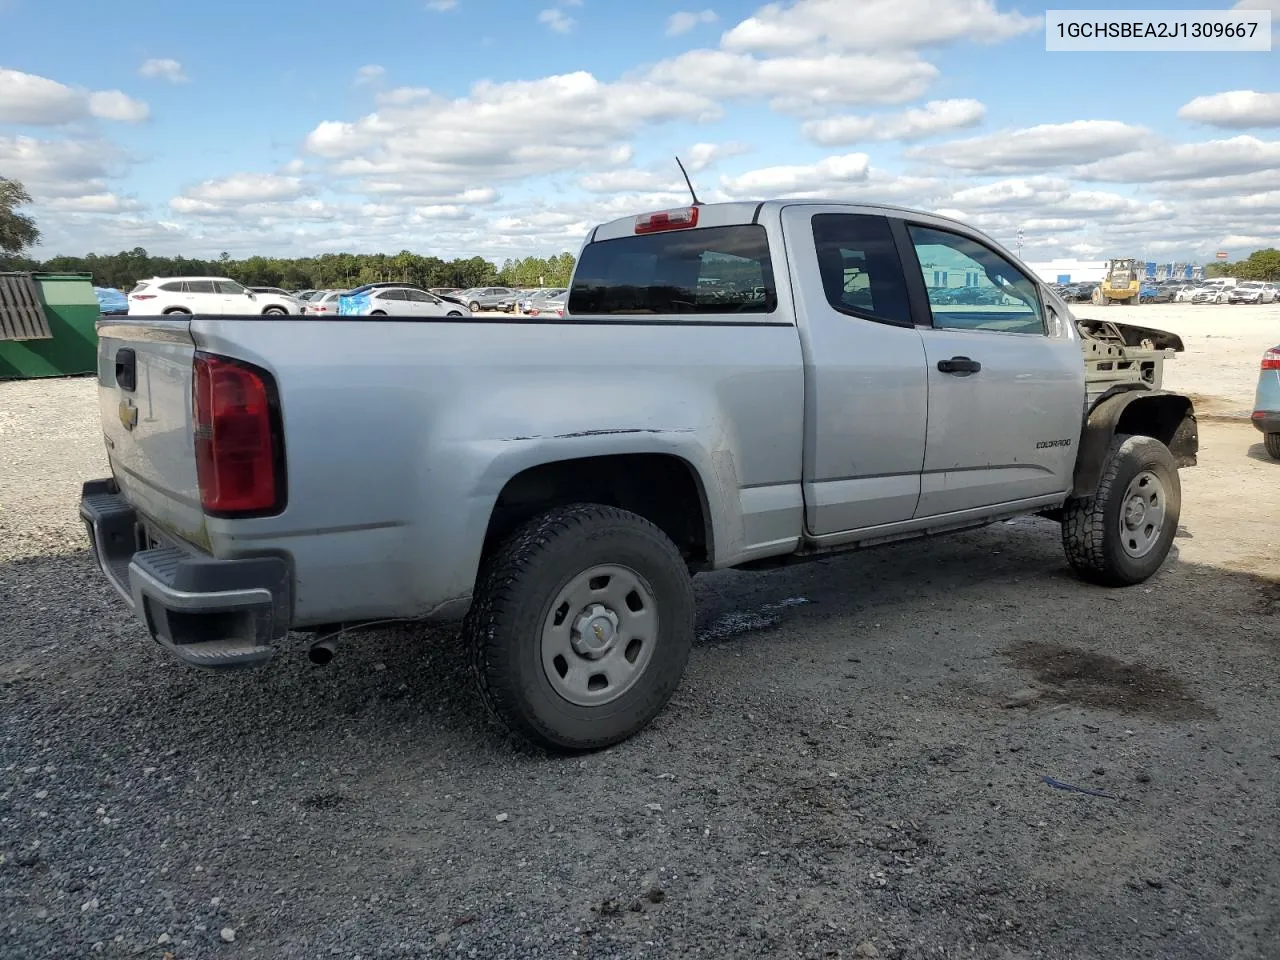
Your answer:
(810, 214), (912, 327)
(906, 225), (1044, 335)
(377, 290), (407, 301)
(215, 280), (248, 295)
(185, 281), (216, 294)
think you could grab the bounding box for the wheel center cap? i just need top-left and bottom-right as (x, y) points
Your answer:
(1125, 497), (1147, 528)
(571, 604), (620, 659)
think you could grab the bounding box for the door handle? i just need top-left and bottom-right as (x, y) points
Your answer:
(937, 356), (981, 374)
(115, 348), (137, 391)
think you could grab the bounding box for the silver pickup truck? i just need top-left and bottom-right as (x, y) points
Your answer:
(81, 200), (1197, 751)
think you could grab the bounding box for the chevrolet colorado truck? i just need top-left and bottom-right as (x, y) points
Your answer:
(80, 200), (1198, 751)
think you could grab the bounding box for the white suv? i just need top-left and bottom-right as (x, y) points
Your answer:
(128, 277), (302, 316)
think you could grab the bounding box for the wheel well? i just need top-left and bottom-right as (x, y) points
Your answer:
(1114, 393), (1195, 454)
(483, 454), (711, 570)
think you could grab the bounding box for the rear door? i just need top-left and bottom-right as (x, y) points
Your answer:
(95, 317), (206, 545)
(779, 205), (929, 535)
(898, 220), (1083, 517)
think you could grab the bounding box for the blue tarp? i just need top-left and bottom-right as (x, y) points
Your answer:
(94, 287), (128, 315)
(337, 291), (370, 316)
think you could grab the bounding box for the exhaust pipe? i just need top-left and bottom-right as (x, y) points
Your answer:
(308, 639), (337, 665)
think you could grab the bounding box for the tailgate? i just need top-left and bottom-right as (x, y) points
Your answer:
(96, 317), (208, 549)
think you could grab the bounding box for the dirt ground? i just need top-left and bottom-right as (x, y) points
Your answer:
(1, 304), (1277, 960)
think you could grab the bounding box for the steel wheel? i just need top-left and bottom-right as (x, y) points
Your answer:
(540, 564), (658, 707)
(1118, 470), (1166, 559)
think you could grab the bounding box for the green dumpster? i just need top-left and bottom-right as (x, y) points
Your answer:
(0, 271), (100, 379)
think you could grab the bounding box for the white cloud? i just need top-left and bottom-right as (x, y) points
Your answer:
(87, 90), (149, 123)
(426, 0), (457, 9)
(1177, 90), (1280, 129)
(174, 174), (311, 212)
(40, 193), (144, 214)
(1075, 136), (1280, 182)
(304, 71), (716, 194)
(0, 68), (149, 125)
(138, 58), (187, 83)
(539, 7), (576, 32)
(803, 98), (985, 144)
(910, 120), (1152, 173)
(719, 152), (871, 196)
(0, 68), (88, 124)
(0, 135), (126, 199)
(721, 0), (1039, 53)
(354, 64), (386, 86)
(645, 50), (938, 108)
(683, 140), (750, 171)
(667, 9), (718, 35)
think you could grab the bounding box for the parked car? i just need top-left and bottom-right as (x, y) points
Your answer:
(1254, 344), (1280, 460)
(303, 290), (343, 315)
(458, 286), (517, 312)
(128, 277), (302, 316)
(1191, 285), (1229, 304)
(1228, 281), (1277, 304)
(519, 288), (567, 313)
(250, 286), (298, 300)
(339, 286), (473, 318)
(524, 292), (567, 317)
(94, 286), (129, 315)
(81, 199), (1198, 752)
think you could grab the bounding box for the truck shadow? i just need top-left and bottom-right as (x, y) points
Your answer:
(1246, 441), (1277, 464)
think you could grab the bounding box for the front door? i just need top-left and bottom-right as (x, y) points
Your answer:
(779, 205), (929, 536)
(899, 221), (1084, 518)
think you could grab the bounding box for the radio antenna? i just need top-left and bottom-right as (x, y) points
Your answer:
(674, 155), (702, 206)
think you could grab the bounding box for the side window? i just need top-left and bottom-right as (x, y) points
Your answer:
(379, 289), (406, 301)
(187, 281), (216, 294)
(811, 214), (912, 326)
(906, 225), (1044, 335)
(215, 280), (246, 295)
(159, 281), (183, 292)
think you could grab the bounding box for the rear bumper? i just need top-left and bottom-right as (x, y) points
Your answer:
(79, 478), (291, 670)
(1252, 411), (1280, 434)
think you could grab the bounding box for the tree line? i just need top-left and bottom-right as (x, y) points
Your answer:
(0, 175), (576, 291)
(1202, 248), (1280, 282)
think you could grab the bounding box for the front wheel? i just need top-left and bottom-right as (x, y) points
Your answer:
(447, 310), (464, 317)
(1061, 434), (1181, 586)
(464, 504), (695, 752)
(1265, 433), (1280, 460)
(262, 306), (287, 315)
(468, 301), (481, 313)
(370, 309), (387, 316)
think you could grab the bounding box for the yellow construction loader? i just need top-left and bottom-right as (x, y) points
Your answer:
(1091, 258), (1142, 305)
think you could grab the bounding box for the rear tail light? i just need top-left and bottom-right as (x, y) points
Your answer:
(132, 294), (156, 300)
(634, 206), (699, 234)
(192, 352), (285, 517)
(1262, 349), (1280, 371)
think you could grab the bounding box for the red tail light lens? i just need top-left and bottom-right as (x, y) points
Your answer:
(192, 352), (285, 516)
(132, 294), (156, 300)
(635, 206), (699, 234)
(1262, 349), (1280, 370)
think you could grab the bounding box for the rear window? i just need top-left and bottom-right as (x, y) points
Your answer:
(158, 281), (182, 292)
(130, 281), (150, 294)
(569, 224), (776, 315)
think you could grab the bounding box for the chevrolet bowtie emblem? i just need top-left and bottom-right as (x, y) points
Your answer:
(118, 398), (138, 431)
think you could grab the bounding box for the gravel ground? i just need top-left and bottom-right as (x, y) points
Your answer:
(2, 308), (1279, 959)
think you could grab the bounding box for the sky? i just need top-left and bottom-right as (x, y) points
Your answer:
(1, 0), (1278, 266)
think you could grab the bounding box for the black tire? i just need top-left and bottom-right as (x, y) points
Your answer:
(1265, 433), (1280, 460)
(262, 306), (287, 315)
(1061, 434), (1181, 587)
(370, 309), (387, 316)
(447, 310), (463, 317)
(464, 503), (695, 752)
(162, 307), (191, 315)
(468, 301), (481, 313)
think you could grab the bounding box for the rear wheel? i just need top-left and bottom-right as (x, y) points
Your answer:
(1061, 434), (1181, 586)
(162, 307), (190, 315)
(465, 503), (695, 752)
(1265, 433), (1280, 460)
(370, 309), (387, 316)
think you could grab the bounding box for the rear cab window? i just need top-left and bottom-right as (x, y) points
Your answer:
(569, 223), (776, 315)
(811, 213), (912, 327)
